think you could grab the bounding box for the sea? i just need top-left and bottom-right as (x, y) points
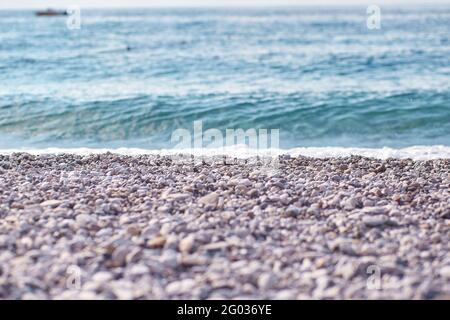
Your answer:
(0, 6), (449, 159)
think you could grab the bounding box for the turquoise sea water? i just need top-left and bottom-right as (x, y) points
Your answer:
(0, 7), (449, 150)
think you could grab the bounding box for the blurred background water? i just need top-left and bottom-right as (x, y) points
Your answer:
(0, 6), (449, 150)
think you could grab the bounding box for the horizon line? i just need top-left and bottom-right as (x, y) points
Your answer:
(1, 2), (450, 10)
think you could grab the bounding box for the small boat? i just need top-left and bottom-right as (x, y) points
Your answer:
(35, 9), (67, 17)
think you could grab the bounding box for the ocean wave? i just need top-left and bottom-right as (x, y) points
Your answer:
(1, 8), (450, 151)
(1, 145), (449, 160)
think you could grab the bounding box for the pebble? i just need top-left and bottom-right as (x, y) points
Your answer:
(439, 266), (450, 279)
(167, 193), (191, 201)
(40, 200), (62, 208)
(284, 205), (300, 217)
(127, 225), (141, 236)
(257, 272), (277, 290)
(92, 271), (113, 284)
(147, 236), (166, 248)
(0, 153), (447, 300)
(166, 279), (197, 295)
(362, 207), (389, 215)
(75, 213), (96, 227)
(363, 215), (388, 227)
(111, 246), (129, 267)
(198, 192), (219, 208)
(179, 235), (195, 253)
(274, 289), (297, 300)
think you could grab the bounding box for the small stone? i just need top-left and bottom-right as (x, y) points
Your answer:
(167, 193), (191, 201)
(239, 179), (252, 187)
(280, 194), (291, 205)
(284, 205), (300, 217)
(129, 264), (149, 276)
(126, 248), (142, 264)
(202, 242), (228, 251)
(157, 205), (171, 213)
(111, 246), (129, 267)
(92, 271), (113, 284)
(247, 189), (259, 198)
(0, 235), (9, 247)
(330, 174), (341, 182)
(75, 213), (95, 227)
(147, 236), (166, 248)
(112, 287), (134, 300)
(335, 263), (357, 280)
(141, 224), (160, 238)
(159, 250), (178, 268)
(362, 207), (389, 215)
(343, 197), (360, 210)
(10, 203), (24, 209)
(274, 289), (296, 300)
(166, 279), (197, 295)
(363, 215), (388, 227)
(40, 200), (62, 208)
(374, 165), (386, 173)
(339, 242), (357, 256)
(179, 235), (195, 253)
(180, 255), (208, 266)
(78, 291), (101, 300)
(439, 266), (450, 279)
(440, 209), (450, 219)
(257, 272), (277, 290)
(127, 225), (141, 236)
(198, 192), (219, 208)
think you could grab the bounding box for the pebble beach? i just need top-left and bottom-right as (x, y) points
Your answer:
(0, 153), (449, 299)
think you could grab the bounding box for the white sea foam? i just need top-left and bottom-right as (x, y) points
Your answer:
(1, 145), (449, 160)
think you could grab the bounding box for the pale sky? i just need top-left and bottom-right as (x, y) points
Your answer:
(2, 0), (450, 9)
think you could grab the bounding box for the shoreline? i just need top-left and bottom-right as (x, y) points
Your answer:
(1, 144), (450, 160)
(0, 153), (449, 299)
